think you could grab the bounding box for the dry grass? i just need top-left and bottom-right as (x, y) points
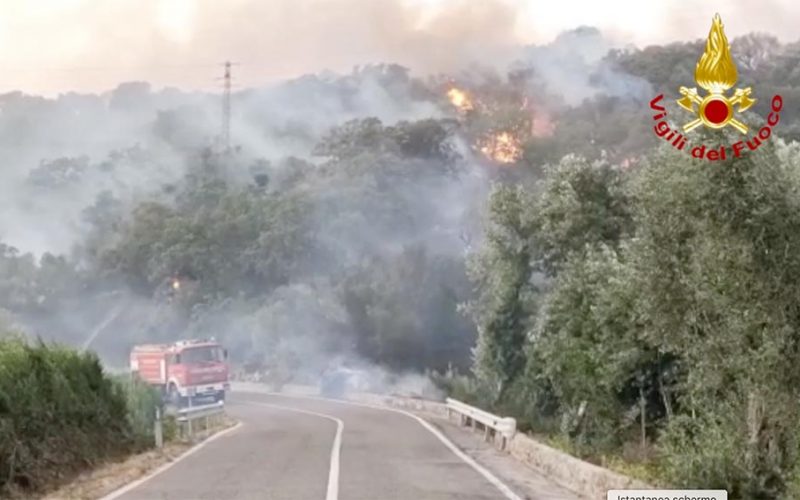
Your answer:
(39, 416), (237, 500)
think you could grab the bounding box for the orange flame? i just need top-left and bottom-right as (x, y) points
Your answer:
(447, 87), (474, 113)
(479, 132), (522, 164)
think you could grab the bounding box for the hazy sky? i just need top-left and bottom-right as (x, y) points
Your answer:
(0, 0), (797, 95)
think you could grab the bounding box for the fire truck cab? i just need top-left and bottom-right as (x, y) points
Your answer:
(130, 339), (230, 406)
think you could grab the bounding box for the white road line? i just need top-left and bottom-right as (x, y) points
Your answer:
(388, 407), (524, 500)
(99, 421), (243, 500)
(235, 391), (524, 500)
(244, 401), (343, 500)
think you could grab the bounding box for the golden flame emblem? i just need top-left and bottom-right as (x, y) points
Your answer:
(695, 14), (737, 93)
(677, 14), (756, 133)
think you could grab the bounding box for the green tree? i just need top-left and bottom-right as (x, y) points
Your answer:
(533, 155), (633, 275)
(630, 137), (800, 496)
(465, 184), (537, 404)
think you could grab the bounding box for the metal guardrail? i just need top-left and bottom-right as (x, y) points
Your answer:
(445, 398), (516, 450)
(154, 401), (226, 446)
(176, 400), (226, 422)
(178, 401), (226, 442)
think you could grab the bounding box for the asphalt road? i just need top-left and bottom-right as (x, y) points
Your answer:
(108, 390), (576, 500)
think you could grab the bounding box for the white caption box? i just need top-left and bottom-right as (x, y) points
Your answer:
(608, 491), (727, 500)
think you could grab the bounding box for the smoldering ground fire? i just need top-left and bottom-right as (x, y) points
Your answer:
(650, 94), (784, 161)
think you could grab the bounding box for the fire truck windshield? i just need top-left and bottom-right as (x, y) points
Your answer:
(180, 346), (224, 363)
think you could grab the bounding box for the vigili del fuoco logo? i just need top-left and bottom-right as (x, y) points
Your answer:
(650, 13), (783, 161)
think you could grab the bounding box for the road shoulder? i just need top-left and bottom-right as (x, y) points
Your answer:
(426, 415), (584, 500)
(42, 417), (238, 500)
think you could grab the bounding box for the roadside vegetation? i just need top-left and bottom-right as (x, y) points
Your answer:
(0, 333), (159, 497)
(463, 134), (800, 498)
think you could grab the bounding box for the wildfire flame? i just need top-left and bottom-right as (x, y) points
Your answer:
(479, 132), (522, 164)
(447, 87), (474, 113)
(696, 13), (738, 93)
(172, 279), (181, 291)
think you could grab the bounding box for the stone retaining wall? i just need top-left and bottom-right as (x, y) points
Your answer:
(507, 433), (651, 499)
(348, 392), (449, 417)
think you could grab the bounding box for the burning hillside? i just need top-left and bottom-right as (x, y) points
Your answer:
(477, 131), (523, 164)
(447, 87), (474, 113)
(441, 80), (559, 165)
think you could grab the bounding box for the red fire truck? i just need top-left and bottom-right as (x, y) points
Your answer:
(130, 338), (230, 405)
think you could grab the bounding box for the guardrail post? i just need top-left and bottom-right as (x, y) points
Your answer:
(154, 407), (163, 449)
(187, 396), (194, 441)
(175, 401), (225, 443)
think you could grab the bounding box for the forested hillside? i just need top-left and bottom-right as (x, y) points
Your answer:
(3, 27), (800, 496)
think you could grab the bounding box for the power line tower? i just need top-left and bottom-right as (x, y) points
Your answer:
(222, 61), (232, 152)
